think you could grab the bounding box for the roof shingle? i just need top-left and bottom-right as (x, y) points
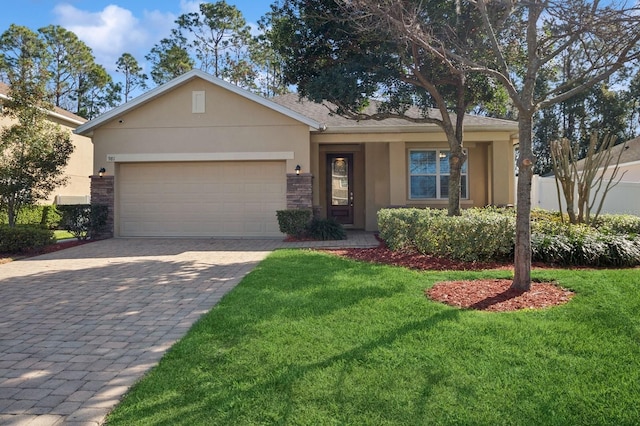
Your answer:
(271, 93), (518, 132)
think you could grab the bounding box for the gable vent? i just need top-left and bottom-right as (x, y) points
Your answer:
(192, 91), (205, 113)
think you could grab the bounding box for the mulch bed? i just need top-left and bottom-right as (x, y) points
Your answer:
(323, 242), (574, 312)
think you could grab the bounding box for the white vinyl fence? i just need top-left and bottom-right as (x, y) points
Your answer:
(530, 175), (640, 216)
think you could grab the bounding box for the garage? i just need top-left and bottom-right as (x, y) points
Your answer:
(118, 161), (286, 237)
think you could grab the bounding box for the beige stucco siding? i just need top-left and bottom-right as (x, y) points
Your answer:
(93, 79), (311, 176)
(0, 114), (92, 205)
(365, 143), (391, 230)
(311, 130), (516, 231)
(491, 138), (516, 206)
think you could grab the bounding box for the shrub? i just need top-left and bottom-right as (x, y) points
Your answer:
(531, 223), (640, 267)
(276, 209), (312, 238)
(379, 207), (640, 266)
(306, 217), (346, 240)
(530, 208), (563, 224)
(377, 208), (445, 251)
(0, 205), (62, 229)
(0, 225), (55, 253)
(592, 214), (640, 236)
(58, 204), (108, 240)
(378, 207), (514, 261)
(413, 210), (515, 262)
(604, 235), (640, 267)
(531, 234), (572, 265)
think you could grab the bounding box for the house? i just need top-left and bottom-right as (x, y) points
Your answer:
(75, 69), (518, 238)
(577, 135), (640, 182)
(0, 82), (93, 205)
(534, 136), (640, 215)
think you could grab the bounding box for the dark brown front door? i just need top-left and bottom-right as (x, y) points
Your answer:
(327, 154), (354, 224)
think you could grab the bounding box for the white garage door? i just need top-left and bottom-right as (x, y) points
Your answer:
(118, 161), (286, 237)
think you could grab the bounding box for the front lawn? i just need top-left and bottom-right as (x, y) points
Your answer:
(107, 250), (640, 425)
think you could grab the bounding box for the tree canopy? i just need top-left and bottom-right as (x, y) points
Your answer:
(0, 25), (74, 226)
(269, 0), (506, 215)
(326, 0), (640, 290)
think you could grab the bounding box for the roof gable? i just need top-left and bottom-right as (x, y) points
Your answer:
(75, 70), (321, 135)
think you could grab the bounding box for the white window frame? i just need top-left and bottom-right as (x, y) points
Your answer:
(408, 149), (468, 200)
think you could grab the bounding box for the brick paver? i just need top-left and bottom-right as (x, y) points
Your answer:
(0, 233), (378, 425)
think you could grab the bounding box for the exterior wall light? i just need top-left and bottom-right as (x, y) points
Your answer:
(99, 167), (106, 177)
(295, 164), (301, 175)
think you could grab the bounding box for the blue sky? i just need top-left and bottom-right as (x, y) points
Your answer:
(0, 1), (276, 74)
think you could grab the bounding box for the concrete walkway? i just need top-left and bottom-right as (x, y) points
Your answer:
(0, 232), (378, 425)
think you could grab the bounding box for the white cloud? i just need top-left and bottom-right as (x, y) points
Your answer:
(179, 0), (201, 14)
(53, 3), (176, 72)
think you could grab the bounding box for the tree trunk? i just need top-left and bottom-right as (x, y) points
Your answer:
(512, 114), (534, 291)
(7, 197), (17, 228)
(447, 146), (466, 216)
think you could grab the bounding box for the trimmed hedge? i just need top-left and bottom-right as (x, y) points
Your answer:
(378, 207), (640, 267)
(413, 211), (515, 262)
(276, 209), (312, 238)
(0, 225), (55, 253)
(0, 205), (62, 229)
(377, 208), (446, 251)
(276, 210), (346, 240)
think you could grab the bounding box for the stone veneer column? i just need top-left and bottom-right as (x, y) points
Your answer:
(286, 173), (313, 210)
(90, 175), (114, 239)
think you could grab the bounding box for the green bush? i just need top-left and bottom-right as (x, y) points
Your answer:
(0, 205), (62, 229)
(58, 204), (108, 240)
(306, 217), (346, 240)
(378, 207), (640, 267)
(592, 214), (640, 236)
(276, 209), (312, 237)
(0, 225), (55, 253)
(377, 208), (445, 251)
(531, 224), (640, 267)
(604, 235), (640, 267)
(413, 210), (515, 262)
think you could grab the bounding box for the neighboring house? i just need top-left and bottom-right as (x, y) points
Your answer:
(0, 82), (93, 205)
(576, 135), (640, 182)
(75, 69), (518, 238)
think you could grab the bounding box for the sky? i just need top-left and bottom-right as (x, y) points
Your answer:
(0, 0), (276, 75)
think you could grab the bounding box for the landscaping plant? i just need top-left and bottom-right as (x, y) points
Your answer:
(378, 207), (640, 267)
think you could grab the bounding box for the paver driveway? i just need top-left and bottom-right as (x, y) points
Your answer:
(0, 234), (378, 426)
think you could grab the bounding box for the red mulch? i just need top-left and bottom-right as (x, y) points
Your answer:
(328, 246), (512, 271)
(324, 242), (574, 312)
(426, 279), (574, 312)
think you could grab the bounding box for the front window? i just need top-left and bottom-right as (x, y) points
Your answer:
(409, 150), (468, 199)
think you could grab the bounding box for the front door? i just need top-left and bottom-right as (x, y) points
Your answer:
(327, 154), (354, 224)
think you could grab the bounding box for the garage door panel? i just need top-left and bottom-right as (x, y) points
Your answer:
(118, 161), (286, 237)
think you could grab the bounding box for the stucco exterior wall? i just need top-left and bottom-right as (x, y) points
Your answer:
(312, 131), (515, 230)
(0, 113), (92, 205)
(311, 130), (516, 231)
(92, 79), (311, 176)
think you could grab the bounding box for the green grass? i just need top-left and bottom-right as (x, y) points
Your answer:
(106, 250), (640, 425)
(53, 229), (74, 240)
